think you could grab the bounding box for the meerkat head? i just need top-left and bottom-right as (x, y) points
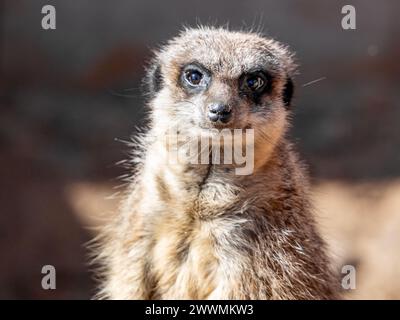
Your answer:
(144, 27), (296, 166)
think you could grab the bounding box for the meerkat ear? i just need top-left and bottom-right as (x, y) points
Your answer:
(144, 60), (163, 97)
(282, 77), (294, 109)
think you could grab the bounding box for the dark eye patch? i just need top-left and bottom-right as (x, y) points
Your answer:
(246, 75), (265, 91)
(239, 70), (272, 103)
(180, 63), (211, 93)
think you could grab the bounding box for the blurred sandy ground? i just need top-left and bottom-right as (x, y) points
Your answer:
(64, 180), (400, 300)
(314, 180), (400, 299)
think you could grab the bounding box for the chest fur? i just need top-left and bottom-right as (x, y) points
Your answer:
(149, 217), (221, 299)
(144, 161), (247, 298)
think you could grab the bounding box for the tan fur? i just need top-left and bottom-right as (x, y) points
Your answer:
(93, 27), (340, 299)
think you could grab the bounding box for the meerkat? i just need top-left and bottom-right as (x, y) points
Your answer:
(94, 27), (340, 300)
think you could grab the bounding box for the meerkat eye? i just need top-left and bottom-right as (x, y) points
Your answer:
(184, 69), (203, 86)
(245, 75), (266, 91)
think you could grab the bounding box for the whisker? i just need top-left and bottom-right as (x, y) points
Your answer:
(302, 77), (327, 87)
(107, 89), (140, 98)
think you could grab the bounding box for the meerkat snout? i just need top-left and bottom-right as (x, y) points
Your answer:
(207, 102), (232, 123)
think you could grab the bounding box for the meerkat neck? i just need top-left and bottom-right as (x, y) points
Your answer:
(137, 132), (296, 220)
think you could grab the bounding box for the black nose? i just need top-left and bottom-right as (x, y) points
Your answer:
(208, 103), (232, 123)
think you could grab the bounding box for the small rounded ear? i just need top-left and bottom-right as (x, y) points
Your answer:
(143, 59), (163, 97)
(282, 77), (294, 109)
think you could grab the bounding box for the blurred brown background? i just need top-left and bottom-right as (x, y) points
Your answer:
(0, 0), (399, 299)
